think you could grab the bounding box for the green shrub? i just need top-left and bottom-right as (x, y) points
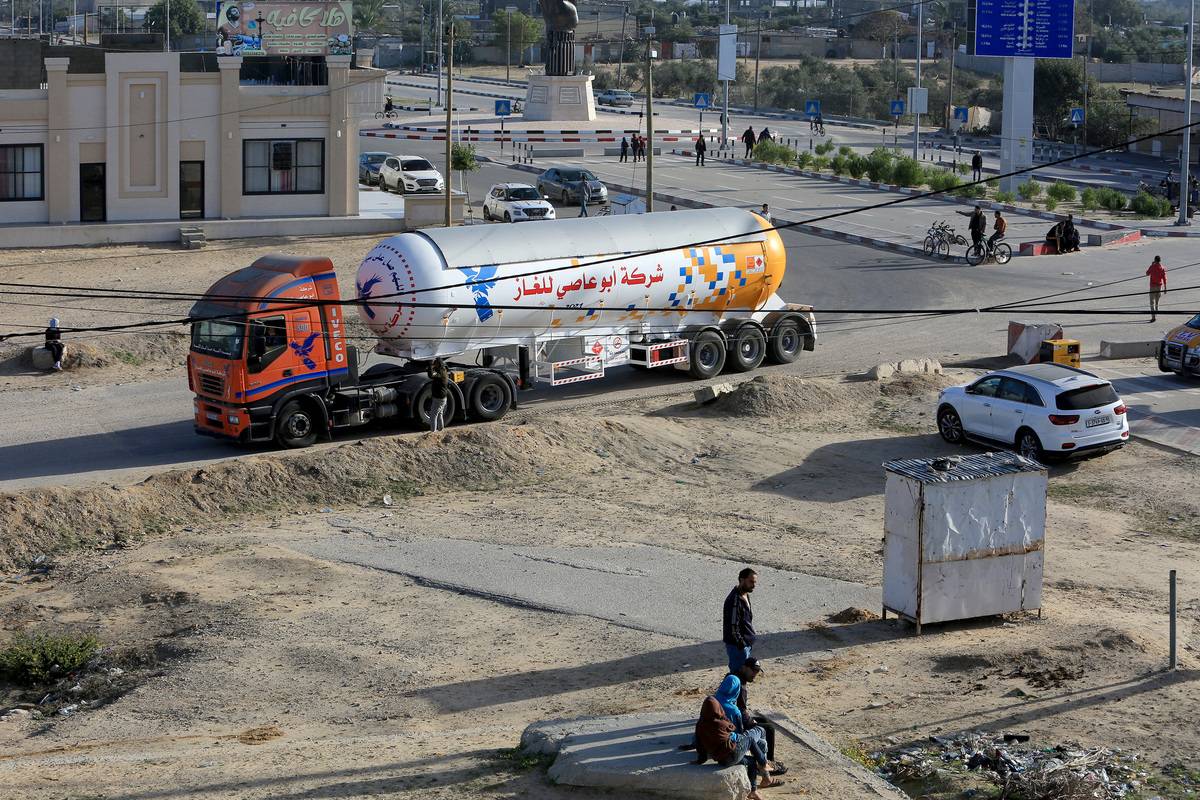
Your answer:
(1047, 181), (1077, 203)
(1044, 196), (1058, 211)
(891, 157), (924, 187)
(796, 149), (814, 169)
(753, 140), (797, 166)
(866, 149), (896, 183)
(450, 142), (479, 173)
(831, 154), (849, 175)
(1098, 187), (1128, 212)
(954, 161), (970, 175)
(869, 146), (897, 162)
(846, 154), (868, 179)
(815, 139), (835, 156)
(812, 155), (831, 171)
(1017, 179), (1042, 201)
(954, 183), (987, 199)
(995, 190), (1016, 204)
(1080, 187), (1099, 211)
(838, 144), (853, 157)
(926, 170), (960, 193)
(1131, 191), (1172, 217)
(0, 631), (100, 687)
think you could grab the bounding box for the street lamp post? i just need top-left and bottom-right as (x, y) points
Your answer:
(436, 0), (443, 107)
(616, 8), (628, 87)
(1178, 0), (1195, 225)
(913, 0), (922, 159)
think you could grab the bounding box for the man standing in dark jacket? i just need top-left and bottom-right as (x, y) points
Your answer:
(723, 567), (757, 672)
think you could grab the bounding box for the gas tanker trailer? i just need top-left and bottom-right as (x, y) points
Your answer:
(186, 208), (815, 447)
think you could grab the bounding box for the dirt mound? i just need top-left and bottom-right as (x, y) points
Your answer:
(706, 374), (879, 421)
(827, 606), (880, 624)
(878, 371), (961, 398)
(0, 332), (188, 375)
(0, 416), (690, 572)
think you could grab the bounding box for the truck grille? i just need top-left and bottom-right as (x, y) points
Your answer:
(417, 178), (438, 187)
(198, 373), (225, 397)
(1167, 343), (1185, 360)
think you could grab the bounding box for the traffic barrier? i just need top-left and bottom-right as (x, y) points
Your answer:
(1019, 241), (1057, 256)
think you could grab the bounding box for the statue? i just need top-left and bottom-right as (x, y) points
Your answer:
(538, 0), (578, 76)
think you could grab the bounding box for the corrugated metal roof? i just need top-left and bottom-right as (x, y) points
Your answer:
(883, 452), (1045, 483)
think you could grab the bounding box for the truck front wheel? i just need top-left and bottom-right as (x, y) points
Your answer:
(688, 331), (727, 379)
(275, 400), (319, 449)
(469, 374), (511, 421)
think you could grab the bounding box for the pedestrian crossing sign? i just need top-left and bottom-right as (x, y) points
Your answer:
(495, 99), (512, 117)
(694, 93), (712, 109)
(1069, 107), (1084, 125)
(953, 106), (969, 123)
(805, 100), (820, 117)
(890, 99), (906, 117)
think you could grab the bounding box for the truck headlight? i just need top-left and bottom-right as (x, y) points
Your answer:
(227, 415), (240, 425)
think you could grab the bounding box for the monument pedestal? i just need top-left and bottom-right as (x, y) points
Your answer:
(523, 74), (596, 122)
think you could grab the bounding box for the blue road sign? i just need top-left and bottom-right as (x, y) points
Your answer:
(804, 99), (821, 117)
(1069, 107), (1085, 125)
(974, 0), (1075, 59)
(495, 99), (512, 117)
(953, 106), (969, 123)
(693, 92), (712, 109)
(890, 99), (906, 117)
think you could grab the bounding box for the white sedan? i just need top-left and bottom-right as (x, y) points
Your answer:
(936, 363), (1129, 461)
(482, 183), (556, 223)
(378, 155), (444, 194)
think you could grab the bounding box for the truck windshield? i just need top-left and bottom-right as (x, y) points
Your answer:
(191, 319), (245, 359)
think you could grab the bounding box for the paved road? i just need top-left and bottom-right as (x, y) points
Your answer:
(1089, 358), (1200, 455)
(288, 537), (877, 640)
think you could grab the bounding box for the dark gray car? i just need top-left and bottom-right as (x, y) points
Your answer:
(536, 167), (608, 205)
(359, 151), (389, 185)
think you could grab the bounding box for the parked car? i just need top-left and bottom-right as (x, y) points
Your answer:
(535, 167), (608, 205)
(358, 151), (390, 185)
(378, 155), (444, 194)
(597, 89), (635, 107)
(483, 183), (556, 222)
(936, 363), (1129, 461)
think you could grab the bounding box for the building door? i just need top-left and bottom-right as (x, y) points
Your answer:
(79, 163), (106, 222)
(180, 161), (204, 219)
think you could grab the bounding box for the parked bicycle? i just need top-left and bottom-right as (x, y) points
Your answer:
(965, 236), (1012, 266)
(923, 221), (966, 259)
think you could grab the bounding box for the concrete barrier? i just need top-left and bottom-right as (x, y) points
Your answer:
(1087, 229), (1143, 247)
(1100, 340), (1160, 359)
(528, 147), (585, 158)
(1019, 241), (1057, 256)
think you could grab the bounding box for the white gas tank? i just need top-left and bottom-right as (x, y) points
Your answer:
(355, 208), (786, 360)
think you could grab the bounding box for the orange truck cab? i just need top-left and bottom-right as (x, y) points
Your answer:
(188, 254), (518, 447)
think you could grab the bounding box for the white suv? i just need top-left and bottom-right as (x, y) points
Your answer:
(936, 363), (1129, 461)
(483, 183), (556, 222)
(378, 155), (444, 194)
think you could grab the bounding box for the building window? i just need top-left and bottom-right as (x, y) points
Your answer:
(0, 145), (44, 201)
(243, 138), (324, 195)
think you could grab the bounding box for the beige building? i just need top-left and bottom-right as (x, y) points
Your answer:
(1124, 88), (1200, 165)
(0, 49), (383, 225)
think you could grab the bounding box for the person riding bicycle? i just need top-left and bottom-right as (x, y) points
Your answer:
(384, 95), (395, 115)
(988, 210), (1007, 248)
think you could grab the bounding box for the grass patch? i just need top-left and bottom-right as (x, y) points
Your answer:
(841, 742), (883, 771)
(494, 747), (553, 772)
(0, 630), (100, 687)
(111, 350), (146, 366)
(870, 399), (928, 434)
(1046, 482), (1117, 501)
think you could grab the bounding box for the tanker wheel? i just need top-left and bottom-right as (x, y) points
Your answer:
(729, 325), (767, 372)
(412, 385), (458, 430)
(766, 318), (803, 364)
(275, 401), (319, 449)
(469, 375), (511, 421)
(688, 331), (727, 379)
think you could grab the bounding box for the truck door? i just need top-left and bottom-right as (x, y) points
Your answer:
(244, 314), (291, 401)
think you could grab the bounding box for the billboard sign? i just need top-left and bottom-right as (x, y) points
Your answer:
(974, 0), (1075, 59)
(717, 24), (737, 81)
(216, 1), (354, 56)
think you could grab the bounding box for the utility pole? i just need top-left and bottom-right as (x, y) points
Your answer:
(1081, 0), (1091, 148)
(165, 0), (170, 51)
(913, 0), (922, 159)
(436, 0), (443, 107)
(645, 32), (655, 212)
(754, 17), (762, 112)
(721, 0), (729, 151)
(419, 1), (426, 76)
(445, 18), (454, 227)
(946, 22), (956, 130)
(1177, 0), (1195, 226)
(616, 7), (628, 86)
(506, 11), (511, 83)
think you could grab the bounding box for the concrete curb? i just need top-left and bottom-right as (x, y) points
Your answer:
(361, 130), (699, 143)
(767, 712), (909, 800)
(1140, 226), (1200, 237)
(1099, 340), (1160, 359)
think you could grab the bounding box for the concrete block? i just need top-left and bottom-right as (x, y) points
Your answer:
(523, 713), (749, 800)
(1100, 340), (1160, 359)
(27, 346), (55, 370)
(1086, 229), (1142, 247)
(694, 383), (735, 404)
(896, 358), (923, 374)
(528, 147), (585, 158)
(867, 363), (896, 380)
(1019, 241), (1056, 256)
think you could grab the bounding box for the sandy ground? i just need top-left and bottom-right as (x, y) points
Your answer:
(2, 371), (1198, 799)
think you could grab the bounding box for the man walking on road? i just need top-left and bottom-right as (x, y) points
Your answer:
(723, 567), (757, 673)
(578, 180), (591, 217)
(619, 136), (629, 163)
(742, 126), (756, 159)
(1147, 255), (1167, 322)
(971, 151), (983, 182)
(695, 135), (707, 166)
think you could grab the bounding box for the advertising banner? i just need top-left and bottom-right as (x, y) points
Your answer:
(717, 24), (737, 81)
(216, 1), (354, 56)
